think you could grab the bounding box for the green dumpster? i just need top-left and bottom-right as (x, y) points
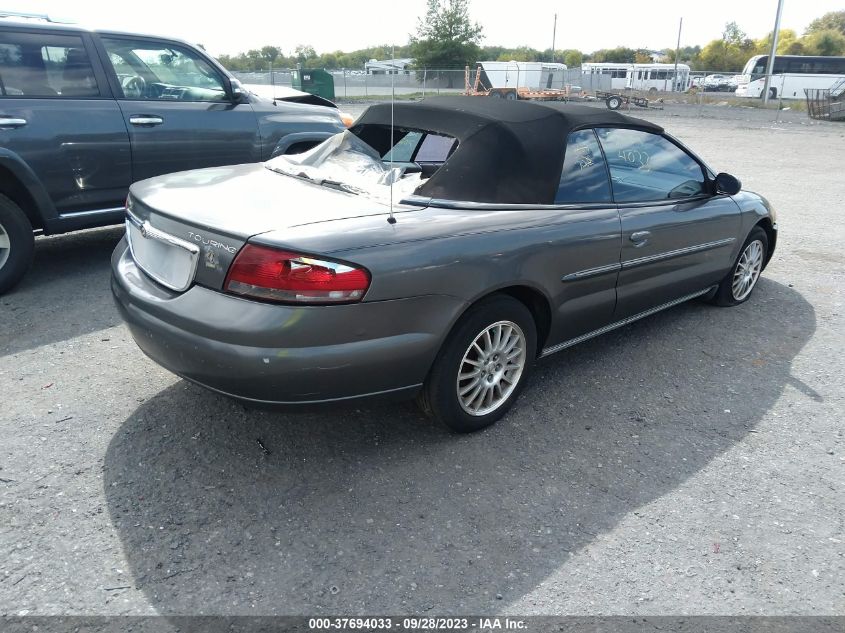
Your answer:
(291, 68), (336, 101)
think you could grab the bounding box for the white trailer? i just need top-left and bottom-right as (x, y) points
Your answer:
(472, 61), (569, 99)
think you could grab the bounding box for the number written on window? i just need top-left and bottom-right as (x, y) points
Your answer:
(595, 128), (706, 202)
(555, 129), (612, 204)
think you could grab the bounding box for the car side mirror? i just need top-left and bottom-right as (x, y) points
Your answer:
(714, 172), (741, 195)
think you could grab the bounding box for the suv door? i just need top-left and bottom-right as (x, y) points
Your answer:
(96, 36), (260, 182)
(595, 127), (741, 319)
(0, 28), (131, 216)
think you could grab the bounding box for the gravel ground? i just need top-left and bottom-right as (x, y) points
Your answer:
(0, 104), (843, 617)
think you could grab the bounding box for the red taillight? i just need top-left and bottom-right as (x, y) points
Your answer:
(224, 244), (370, 304)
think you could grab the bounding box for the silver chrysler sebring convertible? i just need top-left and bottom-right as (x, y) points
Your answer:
(111, 97), (777, 432)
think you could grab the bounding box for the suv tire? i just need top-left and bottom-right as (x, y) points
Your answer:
(0, 194), (35, 294)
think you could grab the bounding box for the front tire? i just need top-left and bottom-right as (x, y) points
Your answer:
(417, 295), (537, 433)
(0, 194), (35, 295)
(710, 226), (768, 307)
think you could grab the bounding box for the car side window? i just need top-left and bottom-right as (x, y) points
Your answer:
(0, 34), (99, 98)
(101, 38), (227, 102)
(595, 128), (706, 203)
(414, 133), (456, 163)
(555, 129), (613, 204)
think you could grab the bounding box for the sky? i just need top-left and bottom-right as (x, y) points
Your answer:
(12, 0), (845, 59)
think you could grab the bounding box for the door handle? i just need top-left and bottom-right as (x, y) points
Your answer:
(630, 231), (651, 246)
(129, 115), (163, 126)
(0, 117), (27, 128)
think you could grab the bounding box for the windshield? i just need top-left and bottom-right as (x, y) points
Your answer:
(264, 131), (422, 202)
(742, 56), (766, 79)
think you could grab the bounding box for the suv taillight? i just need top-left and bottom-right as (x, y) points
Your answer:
(224, 244), (370, 304)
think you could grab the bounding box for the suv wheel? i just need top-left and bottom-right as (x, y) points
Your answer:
(0, 194), (35, 294)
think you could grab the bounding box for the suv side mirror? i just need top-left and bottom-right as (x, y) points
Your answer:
(228, 79), (248, 104)
(714, 172), (741, 195)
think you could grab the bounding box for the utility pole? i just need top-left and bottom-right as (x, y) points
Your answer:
(762, 0), (785, 105)
(551, 13), (557, 63)
(673, 17), (683, 91)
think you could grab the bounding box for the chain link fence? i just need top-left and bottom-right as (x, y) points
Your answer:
(232, 67), (612, 100)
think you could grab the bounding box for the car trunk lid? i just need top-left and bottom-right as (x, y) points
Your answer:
(126, 163), (416, 291)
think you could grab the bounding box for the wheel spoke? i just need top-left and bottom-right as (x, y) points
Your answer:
(465, 382), (484, 407)
(483, 385), (494, 409)
(497, 325), (511, 351)
(492, 324), (503, 350)
(0, 233), (9, 250)
(502, 329), (519, 354)
(459, 376), (481, 396)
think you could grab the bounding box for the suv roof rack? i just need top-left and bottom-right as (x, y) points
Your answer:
(0, 10), (74, 24)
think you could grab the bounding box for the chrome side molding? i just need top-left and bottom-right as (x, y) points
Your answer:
(622, 238), (735, 270)
(57, 207), (125, 219)
(561, 262), (622, 282)
(540, 286), (716, 358)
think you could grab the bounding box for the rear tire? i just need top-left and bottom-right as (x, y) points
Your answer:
(417, 295), (537, 433)
(0, 193), (34, 295)
(709, 226), (768, 307)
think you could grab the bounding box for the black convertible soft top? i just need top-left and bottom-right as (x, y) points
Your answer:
(351, 96), (664, 205)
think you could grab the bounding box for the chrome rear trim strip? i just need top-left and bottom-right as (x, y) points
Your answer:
(126, 211), (200, 255)
(539, 286), (716, 358)
(125, 212), (200, 292)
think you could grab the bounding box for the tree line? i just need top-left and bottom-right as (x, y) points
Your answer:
(215, 4), (845, 73)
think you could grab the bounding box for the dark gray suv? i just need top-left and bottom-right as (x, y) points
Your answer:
(0, 12), (347, 293)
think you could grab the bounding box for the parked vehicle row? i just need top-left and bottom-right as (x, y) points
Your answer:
(700, 74), (738, 92)
(0, 12), (347, 293)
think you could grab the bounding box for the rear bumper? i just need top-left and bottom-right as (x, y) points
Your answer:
(111, 239), (467, 404)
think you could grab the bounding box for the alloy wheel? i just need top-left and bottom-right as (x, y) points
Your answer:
(456, 320), (526, 417)
(732, 239), (764, 301)
(0, 220), (10, 270)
